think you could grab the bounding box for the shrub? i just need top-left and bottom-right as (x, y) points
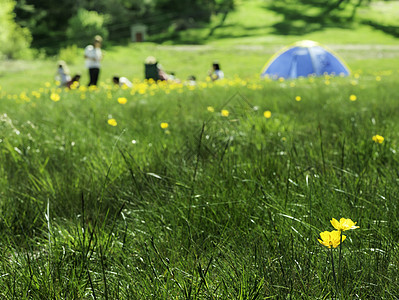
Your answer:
(66, 9), (109, 47)
(58, 44), (80, 65)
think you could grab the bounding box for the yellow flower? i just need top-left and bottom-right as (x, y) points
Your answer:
(372, 135), (384, 144)
(70, 81), (79, 90)
(295, 96), (301, 102)
(376, 76), (381, 82)
(207, 106), (215, 112)
(263, 110), (272, 119)
(330, 218), (359, 231)
(349, 94), (357, 101)
(318, 230), (346, 248)
(160, 122), (169, 129)
(50, 93), (60, 102)
(221, 109), (229, 117)
(118, 97), (127, 104)
(108, 118), (117, 126)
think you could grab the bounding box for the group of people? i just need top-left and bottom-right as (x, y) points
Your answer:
(56, 35), (225, 89)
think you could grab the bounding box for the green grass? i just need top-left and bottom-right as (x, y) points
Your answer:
(1, 0), (399, 298)
(1, 0), (399, 95)
(1, 71), (399, 298)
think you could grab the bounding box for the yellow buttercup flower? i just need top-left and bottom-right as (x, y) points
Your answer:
(221, 109), (229, 117)
(295, 96), (301, 102)
(108, 118), (117, 126)
(160, 122), (169, 129)
(318, 230), (346, 248)
(372, 135), (384, 144)
(263, 110), (272, 119)
(330, 218), (359, 231)
(118, 97), (127, 104)
(349, 94), (357, 101)
(50, 93), (60, 102)
(207, 106), (215, 112)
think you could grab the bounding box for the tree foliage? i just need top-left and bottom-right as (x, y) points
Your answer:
(0, 0), (31, 58)
(12, 0), (236, 52)
(66, 9), (109, 47)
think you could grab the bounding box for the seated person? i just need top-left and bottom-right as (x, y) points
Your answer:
(185, 75), (197, 86)
(56, 60), (71, 87)
(209, 62), (224, 81)
(145, 56), (169, 81)
(113, 76), (133, 88)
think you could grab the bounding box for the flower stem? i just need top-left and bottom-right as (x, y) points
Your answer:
(330, 248), (339, 297)
(338, 231), (343, 284)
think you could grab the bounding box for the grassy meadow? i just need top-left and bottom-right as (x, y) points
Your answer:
(1, 0), (399, 298)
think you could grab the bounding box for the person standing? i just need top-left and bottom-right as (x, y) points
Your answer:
(84, 35), (103, 86)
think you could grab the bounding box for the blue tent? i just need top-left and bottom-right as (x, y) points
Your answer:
(261, 40), (350, 79)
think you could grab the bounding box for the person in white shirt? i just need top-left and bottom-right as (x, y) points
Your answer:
(84, 35), (103, 86)
(113, 76), (133, 88)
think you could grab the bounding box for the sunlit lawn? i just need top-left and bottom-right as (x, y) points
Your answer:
(1, 67), (399, 297)
(1, 0), (399, 295)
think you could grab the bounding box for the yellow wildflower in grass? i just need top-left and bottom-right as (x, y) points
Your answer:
(50, 93), (60, 102)
(330, 218), (359, 231)
(221, 109), (229, 117)
(295, 96), (301, 102)
(263, 110), (272, 119)
(207, 106), (215, 112)
(118, 97), (127, 104)
(376, 76), (381, 82)
(108, 118), (117, 127)
(45, 82), (51, 88)
(318, 230), (346, 248)
(70, 81), (79, 90)
(349, 94), (357, 101)
(372, 134), (384, 144)
(160, 122), (169, 129)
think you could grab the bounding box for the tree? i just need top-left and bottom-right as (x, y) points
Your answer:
(66, 9), (109, 47)
(0, 0), (31, 59)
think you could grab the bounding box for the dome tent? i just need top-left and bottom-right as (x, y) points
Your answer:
(261, 40), (350, 79)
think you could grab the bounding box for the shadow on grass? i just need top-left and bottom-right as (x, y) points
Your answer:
(362, 20), (399, 37)
(265, 3), (354, 35)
